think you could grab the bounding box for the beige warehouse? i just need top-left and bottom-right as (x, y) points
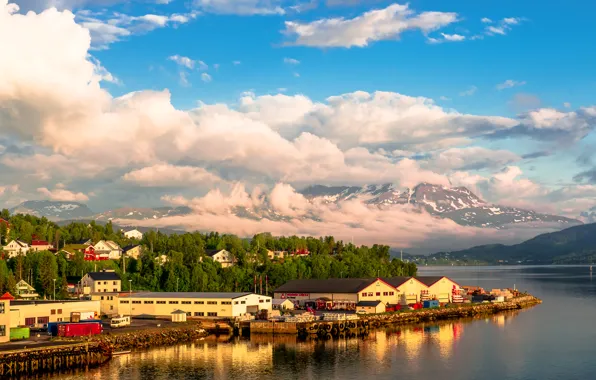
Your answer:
(9, 300), (100, 328)
(119, 292), (272, 318)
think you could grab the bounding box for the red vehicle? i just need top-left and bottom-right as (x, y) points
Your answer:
(57, 322), (103, 337)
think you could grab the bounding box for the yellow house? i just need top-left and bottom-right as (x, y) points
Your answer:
(391, 277), (430, 305)
(416, 276), (461, 303)
(358, 279), (401, 305)
(0, 293), (13, 343)
(123, 244), (143, 260)
(82, 270), (122, 294)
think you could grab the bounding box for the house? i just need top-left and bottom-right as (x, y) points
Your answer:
(61, 244), (99, 261)
(291, 249), (310, 257)
(0, 292), (14, 343)
(93, 240), (122, 260)
(15, 280), (39, 300)
(272, 299), (295, 311)
(415, 276), (462, 303)
(82, 270), (121, 294)
(267, 250), (286, 260)
(123, 244), (143, 260)
(356, 300), (386, 314)
(123, 229), (143, 240)
(30, 240), (54, 252)
(2, 240), (30, 258)
(66, 276), (82, 294)
(205, 249), (235, 268)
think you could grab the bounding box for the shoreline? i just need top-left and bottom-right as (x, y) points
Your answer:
(0, 295), (541, 377)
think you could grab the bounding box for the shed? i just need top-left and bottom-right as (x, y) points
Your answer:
(356, 300), (385, 314)
(272, 299), (295, 311)
(171, 310), (187, 323)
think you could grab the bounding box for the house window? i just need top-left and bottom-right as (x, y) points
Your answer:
(0, 303), (4, 314)
(195, 301), (204, 304)
(221, 301), (231, 305)
(57, 318), (63, 322)
(25, 317), (35, 326)
(157, 301), (166, 304)
(266, 299), (270, 303)
(368, 292), (373, 297)
(195, 312), (204, 317)
(113, 281), (117, 285)
(361, 292), (366, 297)
(182, 301), (191, 305)
(58, 309), (62, 315)
(113, 289), (117, 292)
(169, 301), (179, 304)
(259, 300), (264, 303)
(207, 301), (217, 305)
(51, 309), (56, 315)
(101, 296), (104, 300)
(0, 326), (5, 337)
(132, 301), (141, 304)
(234, 301), (239, 305)
(383, 292), (388, 296)
(110, 306), (113, 311)
(121, 301), (129, 304)
(144, 301), (154, 304)
(389, 292), (394, 296)
(241, 301), (246, 304)
(207, 312), (217, 317)
(376, 292), (380, 296)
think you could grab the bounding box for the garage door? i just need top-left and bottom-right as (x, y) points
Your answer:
(438, 294), (449, 303)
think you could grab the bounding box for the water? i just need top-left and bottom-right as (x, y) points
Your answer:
(52, 266), (596, 380)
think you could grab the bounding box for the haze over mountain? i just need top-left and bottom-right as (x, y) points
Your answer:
(1, 1), (596, 253)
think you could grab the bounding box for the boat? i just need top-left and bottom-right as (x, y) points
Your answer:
(112, 350), (131, 356)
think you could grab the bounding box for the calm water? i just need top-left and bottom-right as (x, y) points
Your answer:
(52, 266), (596, 380)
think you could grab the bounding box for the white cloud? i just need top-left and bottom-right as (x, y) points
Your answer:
(282, 3), (458, 48)
(201, 72), (212, 82)
(564, 102), (571, 108)
(424, 147), (522, 171)
(486, 26), (506, 35)
(496, 79), (526, 90)
(459, 86), (477, 96)
(284, 57), (300, 65)
(233, 60), (242, 65)
(179, 71), (190, 87)
(122, 164), (223, 187)
(193, 0), (285, 15)
(440, 33), (465, 42)
(481, 17), (492, 23)
(76, 9), (199, 49)
(37, 186), (90, 202)
(503, 17), (521, 25)
(168, 55), (195, 69)
(485, 17), (524, 37)
(293, 72), (300, 77)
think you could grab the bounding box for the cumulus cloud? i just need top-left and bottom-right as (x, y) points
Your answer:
(485, 17), (524, 36)
(496, 79), (526, 90)
(37, 186), (90, 202)
(282, 3), (458, 48)
(481, 17), (492, 23)
(424, 147), (522, 171)
(440, 33), (465, 42)
(122, 164), (223, 187)
(169, 55), (208, 70)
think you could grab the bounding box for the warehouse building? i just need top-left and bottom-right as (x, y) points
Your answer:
(9, 300), (100, 328)
(0, 293), (13, 343)
(274, 276), (462, 309)
(118, 292), (271, 318)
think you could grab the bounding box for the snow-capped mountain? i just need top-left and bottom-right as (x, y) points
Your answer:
(300, 183), (581, 228)
(10, 201), (94, 220)
(92, 206), (192, 222)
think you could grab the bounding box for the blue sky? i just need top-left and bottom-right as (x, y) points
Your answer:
(1, 0), (596, 250)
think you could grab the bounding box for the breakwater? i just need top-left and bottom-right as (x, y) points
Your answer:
(0, 343), (110, 377)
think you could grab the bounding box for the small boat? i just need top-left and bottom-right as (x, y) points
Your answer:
(112, 350), (131, 356)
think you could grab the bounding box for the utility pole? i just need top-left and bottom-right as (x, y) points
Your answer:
(129, 279), (132, 317)
(401, 250), (403, 262)
(123, 253), (126, 274)
(53, 278), (56, 301)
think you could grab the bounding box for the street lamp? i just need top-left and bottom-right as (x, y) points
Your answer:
(53, 278), (56, 301)
(128, 279), (132, 318)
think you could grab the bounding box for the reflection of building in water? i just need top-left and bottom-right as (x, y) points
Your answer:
(493, 314), (506, 329)
(429, 322), (464, 360)
(401, 326), (425, 362)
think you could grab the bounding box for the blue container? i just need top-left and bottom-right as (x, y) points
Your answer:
(423, 300), (440, 308)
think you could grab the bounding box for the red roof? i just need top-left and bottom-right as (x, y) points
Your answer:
(31, 240), (50, 246)
(0, 218), (10, 227)
(0, 292), (15, 300)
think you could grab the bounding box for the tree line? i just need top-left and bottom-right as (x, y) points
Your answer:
(0, 210), (417, 298)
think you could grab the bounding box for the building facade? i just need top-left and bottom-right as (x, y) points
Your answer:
(82, 270), (122, 294)
(91, 293), (120, 317)
(9, 300), (100, 328)
(118, 292), (272, 318)
(93, 240), (122, 260)
(123, 244), (143, 259)
(3, 240), (30, 258)
(0, 293), (13, 343)
(15, 280), (39, 300)
(124, 229), (143, 240)
(415, 276), (462, 303)
(206, 249), (235, 268)
(29, 240), (54, 252)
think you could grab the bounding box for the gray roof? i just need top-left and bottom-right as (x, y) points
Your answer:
(87, 271), (121, 281)
(414, 276), (459, 287)
(121, 292), (258, 299)
(171, 309), (187, 314)
(205, 249), (226, 257)
(274, 278), (376, 294)
(357, 301), (384, 307)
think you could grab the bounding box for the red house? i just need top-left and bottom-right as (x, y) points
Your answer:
(292, 248), (310, 256)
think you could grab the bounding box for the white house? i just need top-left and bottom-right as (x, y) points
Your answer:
(82, 270), (122, 293)
(205, 249), (235, 268)
(93, 240), (123, 260)
(2, 240), (30, 258)
(123, 229), (143, 240)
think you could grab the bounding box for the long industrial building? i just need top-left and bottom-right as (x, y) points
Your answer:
(118, 292), (272, 318)
(8, 299), (100, 328)
(273, 276), (461, 308)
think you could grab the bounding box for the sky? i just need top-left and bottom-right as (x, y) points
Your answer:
(1, 0), (596, 252)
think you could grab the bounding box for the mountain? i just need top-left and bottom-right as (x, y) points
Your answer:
(429, 222), (596, 264)
(10, 201), (94, 220)
(300, 183), (581, 228)
(92, 206), (192, 222)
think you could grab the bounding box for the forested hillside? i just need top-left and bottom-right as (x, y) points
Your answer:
(0, 210), (417, 298)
